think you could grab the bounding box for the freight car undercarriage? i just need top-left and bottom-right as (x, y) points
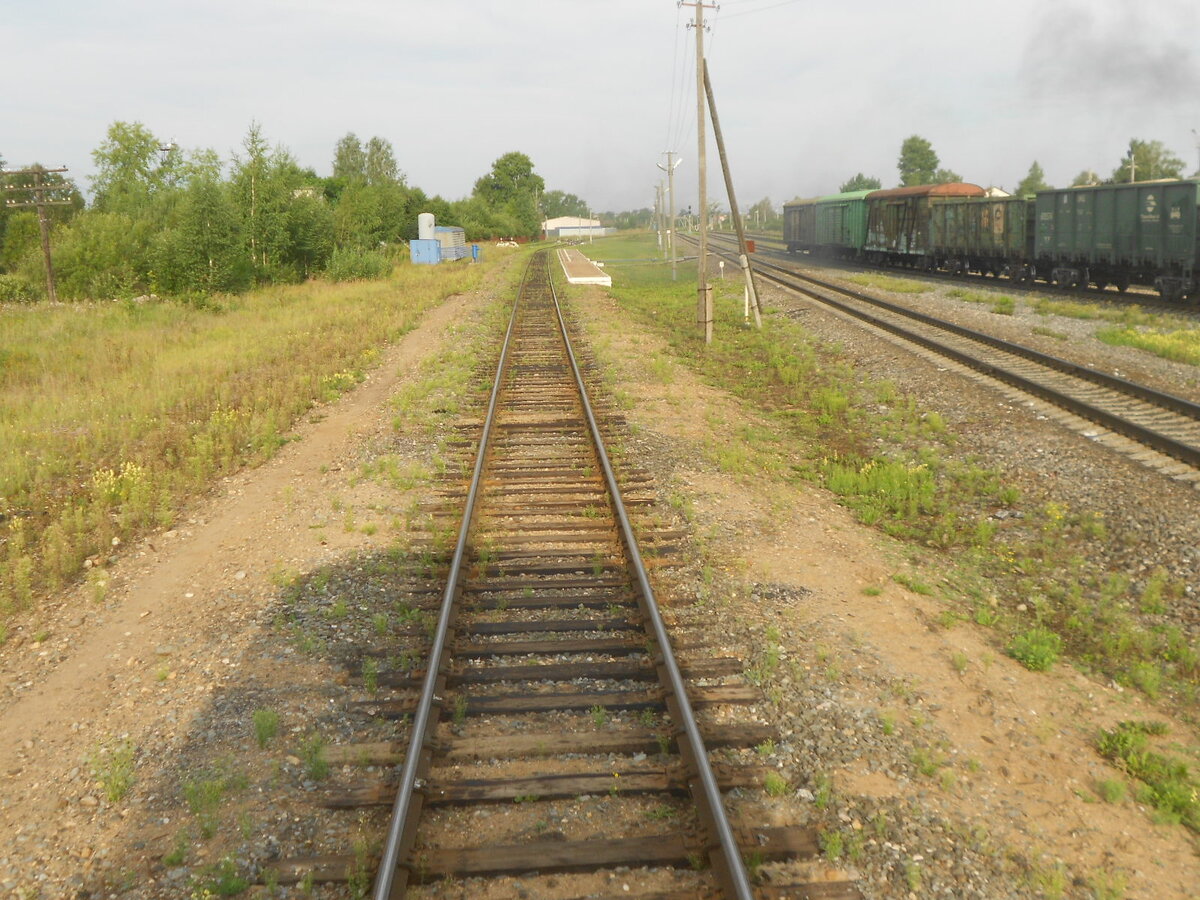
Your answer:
(854, 248), (1197, 302)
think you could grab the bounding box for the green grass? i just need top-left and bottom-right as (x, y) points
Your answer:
(183, 764), (249, 839)
(1007, 626), (1063, 671)
(763, 771), (789, 797)
(89, 740), (136, 802)
(1097, 721), (1199, 831)
(818, 829), (844, 861)
(1, 254), (509, 621)
(1032, 325), (1069, 340)
(300, 733), (329, 780)
(947, 287), (1016, 315)
(252, 708), (280, 748)
(1097, 778), (1127, 804)
(846, 274), (928, 294)
(1033, 296), (1179, 328)
(1096, 325), (1200, 366)
(191, 857), (249, 896)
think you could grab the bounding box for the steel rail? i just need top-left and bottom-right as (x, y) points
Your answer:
(546, 267), (756, 898)
(371, 257), (530, 900)
(765, 265), (1200, 467)
(702, 234), (1200, 422)
(769, 257), (1200, 420)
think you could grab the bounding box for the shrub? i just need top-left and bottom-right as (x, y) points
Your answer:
(326, 247), (393, 282)
(0, 274), (37, 303)
(1007, 626), (1062, 671)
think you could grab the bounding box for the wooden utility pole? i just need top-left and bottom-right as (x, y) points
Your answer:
(3, 166), (72, 303)
(683, 0), (717, 343)
(658, 151), (681, 281)
(703, 60), (762, 328)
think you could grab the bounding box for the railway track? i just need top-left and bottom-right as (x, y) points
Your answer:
(266, 251), (860, 898)
(691, 234), (1200, 480)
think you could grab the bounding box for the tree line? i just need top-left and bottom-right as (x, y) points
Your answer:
(0, 122), (561, 303)
(836, 135), (1194, 196)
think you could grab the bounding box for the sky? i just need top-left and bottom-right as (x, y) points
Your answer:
(3, 0), (1199, 215)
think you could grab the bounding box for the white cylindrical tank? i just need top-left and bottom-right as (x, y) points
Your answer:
(418, 213), (435, 240)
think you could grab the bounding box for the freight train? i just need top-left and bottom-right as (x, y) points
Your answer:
(783, 179), (1200, 302)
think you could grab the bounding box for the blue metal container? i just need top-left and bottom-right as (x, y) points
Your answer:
(410, 239), (442, 265)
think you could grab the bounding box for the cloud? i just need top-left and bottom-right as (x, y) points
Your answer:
(1020, 0), (1200, 105)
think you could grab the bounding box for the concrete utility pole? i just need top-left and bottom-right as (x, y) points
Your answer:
(683, 0), (717, 343)
(657, 183), (667, 254)
(658, 151), (681, 280)
(703, 59), (762, 328)
(659, 181), (668, 256)
(3, 166), (72, 303)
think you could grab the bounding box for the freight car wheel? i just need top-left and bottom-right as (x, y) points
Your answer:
(1116, 276), (1130, 293)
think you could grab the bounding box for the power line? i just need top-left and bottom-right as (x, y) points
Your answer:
(718, 0), (805, 20)
(664, 3), (685, 152)
(667, 16), (695, 157)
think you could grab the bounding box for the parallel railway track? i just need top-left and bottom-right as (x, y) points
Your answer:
(267, 251), (860, 898)
(692, 234), (1200, 479)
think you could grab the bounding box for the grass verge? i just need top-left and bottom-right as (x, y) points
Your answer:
(0, 252), (514, 622)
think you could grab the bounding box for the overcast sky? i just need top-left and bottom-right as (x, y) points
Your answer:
(4, 0), (1199, 214)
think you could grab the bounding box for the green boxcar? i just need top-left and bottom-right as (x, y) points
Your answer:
(929, 196), (1030, 274)
(814, 190), (872, 252)
(1035, 180), (1200, 296)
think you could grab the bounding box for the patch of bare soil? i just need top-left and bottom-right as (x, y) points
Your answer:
(570, 285), (1200, 899)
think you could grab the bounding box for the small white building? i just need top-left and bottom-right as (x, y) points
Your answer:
(543, 216), (609, 239)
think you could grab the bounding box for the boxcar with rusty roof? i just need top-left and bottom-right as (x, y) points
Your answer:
(865, 183), (987, 266)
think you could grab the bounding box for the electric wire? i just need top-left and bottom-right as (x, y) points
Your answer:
(718, 0), (805, 20)
(667, 14), (695, 160)
(663, 3), (685, 154)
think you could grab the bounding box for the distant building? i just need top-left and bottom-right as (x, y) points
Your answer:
(543, 216), (610, 240)
(983, 187), (1012, 198)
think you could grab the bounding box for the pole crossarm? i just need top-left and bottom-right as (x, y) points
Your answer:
(3, 167), (69, 177)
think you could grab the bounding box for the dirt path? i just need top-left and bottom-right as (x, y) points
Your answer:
(0, 285), (486, 894)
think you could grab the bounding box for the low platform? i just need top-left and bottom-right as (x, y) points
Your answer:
(557, 247), (612, 286)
